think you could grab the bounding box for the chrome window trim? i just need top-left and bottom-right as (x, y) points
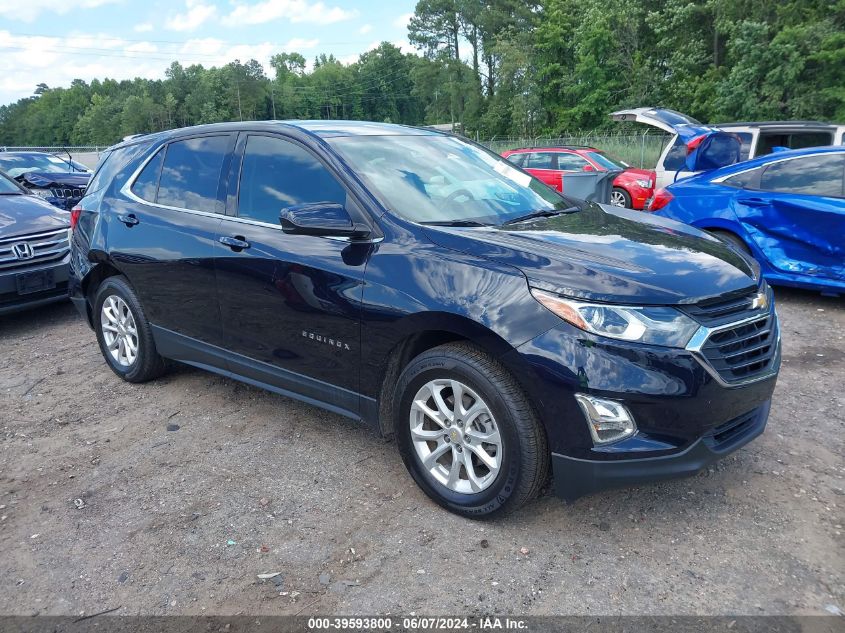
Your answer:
(121, 144), (383, 243)
(685, 310), (781, 388)
(711, 150), (845, 183)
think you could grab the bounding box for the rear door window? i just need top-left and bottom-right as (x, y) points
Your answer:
(156, 135), (231, 213)
(556, 153), (590, 171)
(525, 152), (556, 170)
(237, 135), (347, 225)
(759, 154), (845, 198)
(758, 131), (834, 155)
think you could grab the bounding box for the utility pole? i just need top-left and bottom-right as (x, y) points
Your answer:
(270, 82), (277, 120)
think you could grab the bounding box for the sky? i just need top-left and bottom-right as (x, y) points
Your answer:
(0, 0), (419, 106)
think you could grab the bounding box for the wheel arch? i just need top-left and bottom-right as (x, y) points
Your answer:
(374, 312), (537, 439)
(79, 255), (125, 327)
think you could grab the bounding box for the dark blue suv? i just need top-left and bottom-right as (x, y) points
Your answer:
(69, 121), (781, 518)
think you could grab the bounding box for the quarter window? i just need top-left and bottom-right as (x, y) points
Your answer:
(237, 135), (347, 225)
(156, 135), (230, 213)
(759, 154), (845, 198)
(131, 148), (164, 202)
(722, 168), (759, 189)
(507, 153), (527, 167)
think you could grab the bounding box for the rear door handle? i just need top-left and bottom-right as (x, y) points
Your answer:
(218, 235), (250, 251)
(738, 197), (770, 207)
(117, 213), (139, 226)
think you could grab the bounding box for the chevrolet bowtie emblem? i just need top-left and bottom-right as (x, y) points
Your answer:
(750, 292), (769, 311)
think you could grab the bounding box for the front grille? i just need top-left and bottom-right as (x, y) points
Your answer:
(698, 313), (779, 384)
(681, 282), (769, 327)
(0, 228), (70, 271)
(49, 187), (85, 199)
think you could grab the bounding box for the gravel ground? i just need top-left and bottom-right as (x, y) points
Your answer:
(0, 287), (843, 618)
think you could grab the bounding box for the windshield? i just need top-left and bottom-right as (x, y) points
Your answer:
(586, 151), (628, 170)
(327, 134), (576, 225)
(0, 172), (23, 194)
(0, 153), (90, 178)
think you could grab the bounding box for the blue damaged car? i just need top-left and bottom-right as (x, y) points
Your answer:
(648, 146), (845, 295)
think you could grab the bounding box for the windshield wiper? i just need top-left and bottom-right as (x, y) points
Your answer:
(420, 220), (492, 227)
(502, 206), (579, 226)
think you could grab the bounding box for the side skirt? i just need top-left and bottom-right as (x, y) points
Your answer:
(151, 325), (379, 431)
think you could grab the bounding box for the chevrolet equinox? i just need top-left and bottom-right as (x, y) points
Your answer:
(69, 122), (781, 518)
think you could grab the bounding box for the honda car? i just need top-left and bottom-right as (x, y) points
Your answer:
(0, 169), (71, 315)
(69, 121), (780, 518)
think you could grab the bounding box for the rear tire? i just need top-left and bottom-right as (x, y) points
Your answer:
(394, 342), (548, 519)
(709, 230), (751, 255)
(93, 276), (166, 383)
(610, 187), (631, 208)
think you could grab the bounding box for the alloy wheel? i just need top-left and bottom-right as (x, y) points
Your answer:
(409, 378), (502, 494)
(100, 295), (139, 367)
(610, 190), (626, 207)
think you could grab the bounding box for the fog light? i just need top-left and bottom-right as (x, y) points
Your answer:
(574, 394), (637, 445)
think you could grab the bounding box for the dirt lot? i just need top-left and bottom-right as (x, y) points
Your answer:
(0, 287), (843, 618)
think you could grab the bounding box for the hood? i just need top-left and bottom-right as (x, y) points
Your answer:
(423, 203), (758, 305)
(17, 171), (91, 188)
(618, 167), (654, 180)
(0, 193), (70, 238)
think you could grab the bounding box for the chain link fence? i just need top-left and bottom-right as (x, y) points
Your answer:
(479, 131), (670, 169)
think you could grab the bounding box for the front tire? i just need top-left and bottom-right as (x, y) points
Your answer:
(394, 343), (548, 519)
(610, 187), (631, 208)
(93, 276), (166, 383)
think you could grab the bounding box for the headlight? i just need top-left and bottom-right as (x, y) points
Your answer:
(30, 188), (53, 199)
(635, 179), (652, 188)
(531, 288), (700, 348)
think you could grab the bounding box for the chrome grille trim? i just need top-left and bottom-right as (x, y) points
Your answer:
(0, 228), (70, 270)
(686, 311), (781, 388)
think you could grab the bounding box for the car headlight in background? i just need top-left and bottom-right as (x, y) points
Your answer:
(635, 179), (651, 188)
(29, 188), (54, 199)
(531, 288), (700, 348)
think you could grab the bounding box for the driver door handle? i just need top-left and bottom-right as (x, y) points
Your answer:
(218, 235), (250, 251)
(117, 213), (139, 226)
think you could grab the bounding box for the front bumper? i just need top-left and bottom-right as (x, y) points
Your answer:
(552, 400), (770, 500)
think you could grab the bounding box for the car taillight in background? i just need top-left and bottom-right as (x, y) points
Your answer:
(648, 188), (674, 211)
(70, 206), (81, 230)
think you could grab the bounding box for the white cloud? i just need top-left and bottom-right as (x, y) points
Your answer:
(165, 0), (217, 32)
(358, 23), (372, 34)
(393, 12), (413, 28)
(134, 23), (154, 33)
(0, 0), (119, 22)
(223, 0), (357, 26)
(284, 38), (319, 51)
(0, 30), (162, 104)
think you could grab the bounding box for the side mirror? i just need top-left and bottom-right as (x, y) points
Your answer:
(279, 202), (370, 238)
(582, 164), (595, 172)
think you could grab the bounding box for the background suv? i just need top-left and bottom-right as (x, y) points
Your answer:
(501, 146), (655, 209)
(70, 121), (780, 518)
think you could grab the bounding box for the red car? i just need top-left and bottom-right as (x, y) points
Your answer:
(501, 146), (655, 209)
